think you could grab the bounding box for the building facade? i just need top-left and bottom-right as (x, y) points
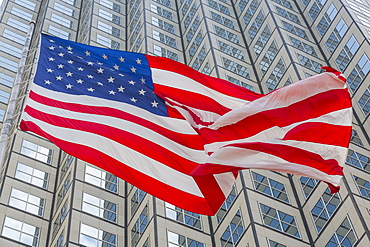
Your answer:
(0, 0), (369, 246)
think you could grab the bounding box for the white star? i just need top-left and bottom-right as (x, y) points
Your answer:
(77, 67), (84, 71)
(67, 46), (73, 50)
(67, 60), (74, 64)
(85, 50), (91, 56)
(49, 46), (55, 50)
(49, 39), (55, 43)
(48, 57), (55, 61)
(138, 89), (146, 95)
(66, 72), (73, 77)
(130, 97), (137, 103)
(119, 73), (125, 77)
(118, 86), (125, 92)
(76, 79), (84, 84)
(67, 51), (73, 54)
(130, 67), (137, 73)
(87, 61), (94, 65)
(140, 77), (146, 84)
(87, 75), (94, 79)
(66, 84), (73, 89)
(59, 46), (63, 49)
(56, 76), (63, 80)
(119, 56), (125, 62)
(44, 80), (51, 85)
(102, 54), (108, 60)
(88, 87), (95, 92)
(58, 52), (65, 57)
(129, 80), (136, 85)
(97, 82), (103, 86)
(151, 101), (159, 107)
(108, 77), (115, 83)
(46, 68), (54, 73)
(109, 90), (116, 95)
(97, 68), (104, 73)
(97, 62), (103, 65)
(113, 64), (119, 70)
(57, 64), (64, 69)
(136, 58), (142, 64)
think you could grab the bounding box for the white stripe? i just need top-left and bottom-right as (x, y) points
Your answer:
(151, 68), (248, 109)
(206, 146), (343, 186)
(29, 83), (198, 135)
(208, 73), (347, 130)
(214, 172), (236, 197)
(26, 98), (208, 163)
(22, 112), (205, 198)
(205, 108), (352, 154)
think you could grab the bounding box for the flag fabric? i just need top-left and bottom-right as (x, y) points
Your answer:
(20, 34), (352, 215)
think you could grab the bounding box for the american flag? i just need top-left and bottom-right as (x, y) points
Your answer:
(20, 34), (352, 215)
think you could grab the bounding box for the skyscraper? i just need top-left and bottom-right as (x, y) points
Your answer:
(0, 0), (369, 246)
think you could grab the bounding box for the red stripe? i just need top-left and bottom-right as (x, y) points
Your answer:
(19, 120), (222, 215)
(200, 89), (352, 144)
(24, 106), (201, 174)
(192, 142), (344, 176)
(154, 84), (232, 115)
(146, 55), (262, 101)
(29, 91), (204, 150)
(282, 122), (352, 147)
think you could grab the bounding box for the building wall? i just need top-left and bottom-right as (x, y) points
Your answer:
(0, 0), (368, 246)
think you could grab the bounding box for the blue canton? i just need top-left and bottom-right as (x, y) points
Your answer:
(35, 34), (167, 116)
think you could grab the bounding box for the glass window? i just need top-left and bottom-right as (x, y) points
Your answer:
(151, 4), (173, 20)
(0, 41), (22, 58)
(248, 10), (265, 40)
(300, 176), (318, 198)
(289, 37), (317, 57)
(227, 75), (255, 91)
(211, 11), (234, 29)
(167, 230), (204, 247)
(82, 193), (117, 222)
(10, 7), (33, 21)
(325, 217), (358, 247)
(222, 57), (250, 78)
(85, 164), (118, 192)
(131, 205), (149, 247)
(48, 25), (71, 40)
(252, 172), (289, 203)
(260, 203), (300, 238)
(2, 29), (26, 45)
(0, 56), (19, 72)
(165, 203), (202, 229)
(56, 172), (71, 208)
(297, 53), (322, 73)
(220, 210), (245, 246)
(153, 45), (178, 61)
(275, 5), (300, 24)
(351, 129), (364, 147)
(99, 9), (121, 24)
(346, 149), (370, 172)
(208, 0), (230, 15)
(0, 108), (5, 122)
(266, 58), (287, 91)
(54, 2), (74, 16)
(14, 0), (36, 10)
(353, 175), (370, 198)
(21, 139), (53, 164)
(281, 20), (309, 40)
(80, 223), (117, 247)
(100, 0), (121, 13)
(131, 188), (146, 216)
(214, 25), (239, 44)
(15, 162), (49, 188)
(55, 231), (64, 247)
(311, 188), (341, 233)
(52, 201), (68, 239)
(98, 21), (120, 37)
(347, 54), (370, 93)
(51, 13), (72, 28)
(2, 216), (40, 247)
(268, 239), (287, 247)
(308, 2), (321, 21)
(7, 17), (29, 32)
(151, 17), (175, 34)
(218, 41), (244, 61)
(358, 85), (370, 117)
(97, 34), (120, 49)
(0, 89), (10, 104)
(216, 185), (237, 224)
(9, 188), (45, 216)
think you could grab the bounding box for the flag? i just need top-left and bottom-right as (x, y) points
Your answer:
(20, 34), (352, 215)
